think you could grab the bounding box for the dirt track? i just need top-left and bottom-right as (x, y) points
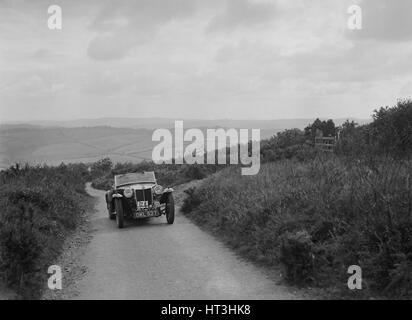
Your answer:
(54, 182), (302, 300)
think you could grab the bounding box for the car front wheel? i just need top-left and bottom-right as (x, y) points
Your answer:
(108, 203), (116, 220)
(115, 198), (124, 228)
(165, 194), (175, 224)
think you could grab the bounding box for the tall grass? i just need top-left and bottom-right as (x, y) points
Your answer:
(182, 155), (412, 298)
(0, 163), (91, 299)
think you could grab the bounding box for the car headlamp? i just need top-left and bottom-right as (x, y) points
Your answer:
(123, 188), (133, 198)
(154, 185), (163, 195)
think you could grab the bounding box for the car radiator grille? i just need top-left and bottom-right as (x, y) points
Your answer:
(134, 188), (153, 205)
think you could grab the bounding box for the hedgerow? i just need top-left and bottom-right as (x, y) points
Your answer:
(0, 163), (91, 299)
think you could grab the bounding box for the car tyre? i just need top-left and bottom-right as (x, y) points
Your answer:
(165, 193), (175, 224)
(115, 198), (124, 228)
(108, 204), (116, 220)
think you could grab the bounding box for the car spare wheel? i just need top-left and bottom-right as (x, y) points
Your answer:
(115, 198), (124, 228)
(165, 194), (175, 224)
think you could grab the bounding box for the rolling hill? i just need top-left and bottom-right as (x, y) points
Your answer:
(0, 126), (156, 168)
(0, 117), (370, 169)
(1, 117), (370, 130)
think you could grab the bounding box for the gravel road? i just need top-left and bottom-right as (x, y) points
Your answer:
(66, 182), (302, 300)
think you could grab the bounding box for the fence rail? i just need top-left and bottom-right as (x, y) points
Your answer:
(315, 137), (336, 152)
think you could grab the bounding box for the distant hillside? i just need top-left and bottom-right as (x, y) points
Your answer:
(0, 126), (155, 168)
(1, 117), (371, 130)
(0, 117), (371, 168)
(0, 125), (275, 168)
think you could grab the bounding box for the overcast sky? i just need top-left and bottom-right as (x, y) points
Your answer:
(1, 0), (412, 121)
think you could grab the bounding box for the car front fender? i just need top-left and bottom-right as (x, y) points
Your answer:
(112, 193), (123, 198)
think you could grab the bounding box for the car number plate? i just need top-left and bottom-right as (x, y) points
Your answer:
(137, 201), (148, 207)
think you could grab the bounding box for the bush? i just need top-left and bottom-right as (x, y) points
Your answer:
(336, 99), (412, 159)
(370, 99), (412, 157)
(91, 174), (113, 190)
(181, 187), (202, 214)
(0, 164), (89, 299)
(260, 129), (321, 163)
(280, 230), (315, 285)
(90, 158), (113, 178)
(183, 165), (207, 180)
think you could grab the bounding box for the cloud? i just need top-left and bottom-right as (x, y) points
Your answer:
(31, 48), (68, 62)
(87, 31), (151, 61)
(283, 43), (411, 83)
(87, 0), (197, 61)
(2, 0), (412, 121)
(214, 44), (236, 63)
(83, 70), (132, 95)
(399, 82), (412, 97)
(206, 0), (277, 32)
(2, 74), (55, 97)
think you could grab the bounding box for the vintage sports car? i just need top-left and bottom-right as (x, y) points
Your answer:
(105, 171), (174, 228)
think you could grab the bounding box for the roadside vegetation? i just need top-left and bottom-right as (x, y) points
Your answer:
(0, 163), (92, 299)
(182, 99), (412, 299)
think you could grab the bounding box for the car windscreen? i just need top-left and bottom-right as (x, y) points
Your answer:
(115, 172), (156, 187)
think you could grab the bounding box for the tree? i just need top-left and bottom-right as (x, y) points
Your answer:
(91, 158), (113, 177)
(304, 119), (336, 141)
(370, 99), (412, 157)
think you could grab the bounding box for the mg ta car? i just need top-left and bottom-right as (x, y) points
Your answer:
(105, 172), (174, 228)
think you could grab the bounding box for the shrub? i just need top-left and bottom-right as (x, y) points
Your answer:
(91, 174), (113, 190)
(370, 99), (412, 157)
(181, 187), (202, 213)
(183, 165), (207, 180)
(0, 164), (89, 299)
(280, 230), (315, 285)
(90, 158), (113, 178)
(336, 99), (412, 159)
(260, 129), (322, 163)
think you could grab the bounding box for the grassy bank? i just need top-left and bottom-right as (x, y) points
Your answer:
(182, 156), (412, 298)
(0, 163), (92, 299)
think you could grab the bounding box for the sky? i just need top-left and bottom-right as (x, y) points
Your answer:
(1, 0), (412, 121)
